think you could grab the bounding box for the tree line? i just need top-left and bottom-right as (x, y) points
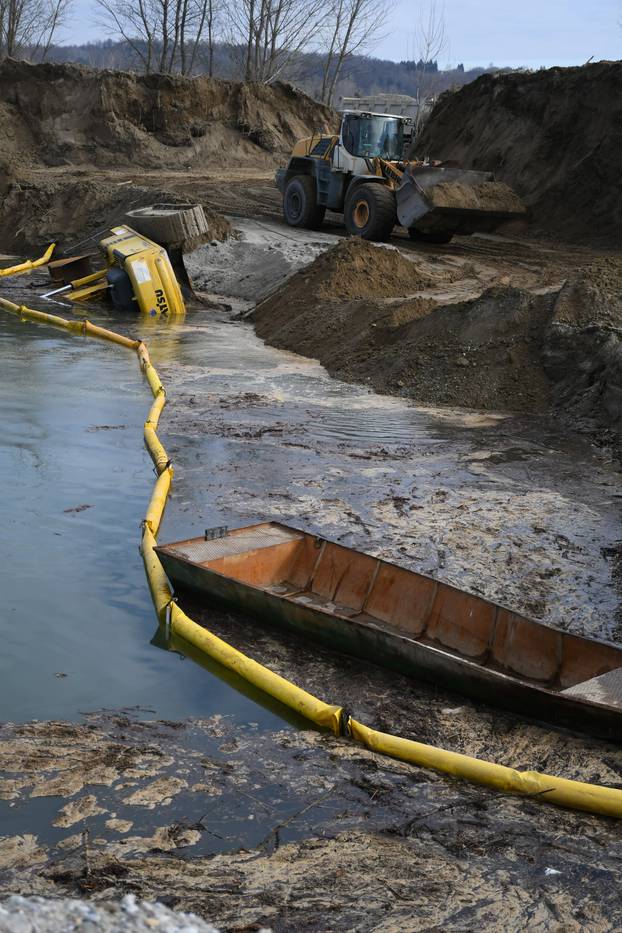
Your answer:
(1, 0), (501, 106)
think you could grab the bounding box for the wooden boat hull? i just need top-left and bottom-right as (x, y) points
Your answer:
(155, 523), (622, 741)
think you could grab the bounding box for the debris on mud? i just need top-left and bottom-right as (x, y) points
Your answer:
(417, 61), (622, 244)
(1, 709), (622, 930)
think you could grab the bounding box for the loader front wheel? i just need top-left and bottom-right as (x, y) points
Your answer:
(344, 183), (396, 241)
(283, 175), (325, 229)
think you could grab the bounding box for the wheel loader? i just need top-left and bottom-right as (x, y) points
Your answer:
(276, 110), (526, 243)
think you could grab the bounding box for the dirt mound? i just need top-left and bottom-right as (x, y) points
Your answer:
(257, 265), (555, 412)
(552, 257), (622, 328)
(0, 59), (335, 171)
(276, 238), (435, 303)
(0, 176), (230, 252)
(416, 61), (622, 244)
(256, 240), (622, 436)
(427, 180), (525, 213)
(544, 257), (622, 433)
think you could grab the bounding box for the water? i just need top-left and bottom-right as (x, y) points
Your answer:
(0, 312), (287, 727)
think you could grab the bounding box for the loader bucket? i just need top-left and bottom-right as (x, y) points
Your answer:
(396, 165), (527, 236)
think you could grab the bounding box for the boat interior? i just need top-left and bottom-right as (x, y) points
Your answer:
(161, 522), (622, 705)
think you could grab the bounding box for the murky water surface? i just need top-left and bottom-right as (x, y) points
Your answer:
(1, 269), (621, 725)
(0, 312), (285, 727)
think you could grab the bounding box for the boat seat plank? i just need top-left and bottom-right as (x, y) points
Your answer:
(168, 525), (303, 564)
(561, 667), (622, 709)
(288, 589), (359, 619)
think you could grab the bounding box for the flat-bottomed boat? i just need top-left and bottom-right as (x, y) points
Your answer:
(156, 522), (622, 740)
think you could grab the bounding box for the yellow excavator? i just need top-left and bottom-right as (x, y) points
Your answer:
(46, 225), (186, 315)
(276, 111), (526, 243)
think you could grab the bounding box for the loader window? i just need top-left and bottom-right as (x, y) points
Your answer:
(342, 115), (404, 160)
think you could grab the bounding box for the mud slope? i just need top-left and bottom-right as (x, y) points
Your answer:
(416, 61), (622, 244)
(0, 59), (335, 170)
(0, 178), (230, 252)
(255, 240), (622, 429)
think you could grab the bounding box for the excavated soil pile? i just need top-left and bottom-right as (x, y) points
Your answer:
(0, 59), (333, 251)
(0, 178), (231, 253)
(427, 180), (525, 213)
(256, 249), (554, 412)
(256, 241), (622, 428)
(0, 59), (335, 171)
(298, 238), (435, 301)
(416, 61), (622, 244)
(544, 257), (622, 432)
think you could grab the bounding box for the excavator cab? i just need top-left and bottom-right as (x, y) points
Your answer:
(276, 110), (526, 243)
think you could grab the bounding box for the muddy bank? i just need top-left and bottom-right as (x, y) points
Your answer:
(0, 60), (335, 172)
(2, 710), (622, 930)
(0, 177), (230, 253)
(417, 61), (622, 245)
(254, 239), (622, 435)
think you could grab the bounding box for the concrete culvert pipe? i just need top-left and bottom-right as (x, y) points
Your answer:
(125, 203), (210, 251)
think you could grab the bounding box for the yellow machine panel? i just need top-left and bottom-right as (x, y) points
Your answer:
(291, 134), (338, 158)
(66, 225), (185, 316)
(101, 226), (186, 316)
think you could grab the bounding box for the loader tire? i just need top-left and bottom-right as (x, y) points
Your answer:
(283, 175), (325, 229)
(408, 227), (453, 244)
(344, 183), (396, 242)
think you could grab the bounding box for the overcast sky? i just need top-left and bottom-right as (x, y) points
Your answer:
(67, 0), (621, 68)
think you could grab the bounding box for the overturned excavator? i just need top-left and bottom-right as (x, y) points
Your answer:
(276, 111), (526, 243)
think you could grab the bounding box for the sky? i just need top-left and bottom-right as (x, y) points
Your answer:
(384, 0), (622, 67)
(66, 0), (621, 68)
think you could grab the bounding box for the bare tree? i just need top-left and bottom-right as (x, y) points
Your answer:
(0, 0), (72, 60)
(320, 0), (389, 106)
(408, 0), (447, 135)
(95, 0), (221, 74)
(226, 0), (329, 84)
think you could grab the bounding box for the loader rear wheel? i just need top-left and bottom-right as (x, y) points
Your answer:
(283, 175), (325, 229)
(344, 183), (396, 242)
(408, 227), (454, 244)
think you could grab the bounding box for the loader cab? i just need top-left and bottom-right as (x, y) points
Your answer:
(340, 111), (408, 162)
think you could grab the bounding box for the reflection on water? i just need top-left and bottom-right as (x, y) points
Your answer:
(0, 311), (286, 728)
